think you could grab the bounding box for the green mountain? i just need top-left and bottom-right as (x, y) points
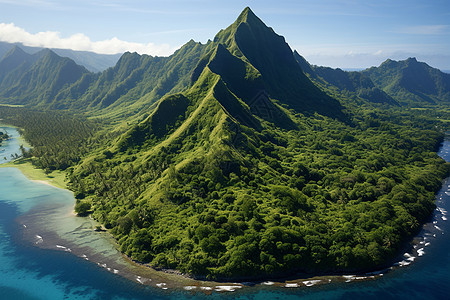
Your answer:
(52, 40), (210, 120)
(0, 48), (89, 106)
(49, 8), (343, 123)
(293, 51), (398, 106)
(64, 7), (449, 281)
(0, 46), (37, 89)
(363, 57), (450, 105)
(212, 8), (344, 119)
(0, 41), (121, 72)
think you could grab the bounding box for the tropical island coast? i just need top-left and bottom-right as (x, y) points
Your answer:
(0, 7), (449, 285)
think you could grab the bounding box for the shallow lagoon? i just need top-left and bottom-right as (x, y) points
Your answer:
(0, 126), (24, 163)
(0, 131), (449, 299)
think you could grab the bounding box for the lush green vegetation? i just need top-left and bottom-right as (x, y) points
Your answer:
(0, 47), (89, 107)
(0, 6), (449, 282)
(0, 106), (97, 172)
(363, 58), (450, 106)
(65, 8), (450, 280)
(67, 94), (449, 279)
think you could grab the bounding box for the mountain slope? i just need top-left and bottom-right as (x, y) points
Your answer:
(0, 46), (37, 89)
(363, 57), (450, 105)
(212, 8), (345, 119)
(0, 48), (89, 106)
(53, 40), (211, 120)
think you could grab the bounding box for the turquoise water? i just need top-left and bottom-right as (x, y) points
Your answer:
(0, 126), (24, 164)
(0, 132), (449, 299)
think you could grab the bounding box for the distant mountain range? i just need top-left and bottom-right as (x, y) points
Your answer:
(1, 32), (448, 115)
(363, 57), (450, 105)
(295, 52), (450, 106)
(0, 41), (121, 73)
(0, 46), (89, 106)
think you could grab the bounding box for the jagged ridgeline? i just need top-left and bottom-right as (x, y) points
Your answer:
(63, 7), (450, 280)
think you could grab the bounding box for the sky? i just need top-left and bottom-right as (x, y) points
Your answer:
(0, 0), (449, 70)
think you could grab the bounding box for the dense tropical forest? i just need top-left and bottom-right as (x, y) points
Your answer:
(0, 106), (98, 172)
(0, 7), (449, 281)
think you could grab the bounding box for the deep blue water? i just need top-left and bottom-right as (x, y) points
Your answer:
(0, 130), (449, 299)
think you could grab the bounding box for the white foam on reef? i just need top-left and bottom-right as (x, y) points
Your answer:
(443, 216), (448, 221)
(417, 248), (425, 256)
(355, 276), (371, 280)
(343, 275), (369, 282)
(438, 207), (448, 215)
(55, 245), (71, 252)
(343, 275), (355, 281)
(403, 253), (415, 261)
(262, 281), (275, 286)
(285, 283), (299, 288)
(156, 283), (168, 290)
(214, 285), (242, 292)
(395, 253), (416, 267)
(396, 260), (412, 267)
(425, 242), (431, 247)
(183, 286), (197, 290)
(35, 235), (43, 244)
(113, 269), (119, 274)
(135, 276), (145, 284)
(303, 280), (321, 286)
(200, 287), (213, 291)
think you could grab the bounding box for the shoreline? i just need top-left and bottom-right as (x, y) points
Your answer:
(0, 158), (67, 190)
(1, 136), (449, 292)
(4, 159), (450, 291)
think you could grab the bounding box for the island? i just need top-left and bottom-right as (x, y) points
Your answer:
(0, 7), (449, 282)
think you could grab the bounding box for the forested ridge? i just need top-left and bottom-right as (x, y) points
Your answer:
(0, 7), (449, 281)
(67, 105), (449, 280)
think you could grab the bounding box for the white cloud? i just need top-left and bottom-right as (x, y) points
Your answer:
(395, 25), (449, 35)
(0, 23), (176, 56)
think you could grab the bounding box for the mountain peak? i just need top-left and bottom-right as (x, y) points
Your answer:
(235, 7), (265, 28)
(2, 45), (29, 61)
(237, 7), (256, 20)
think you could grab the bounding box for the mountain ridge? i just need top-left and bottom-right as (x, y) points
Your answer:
(0, 41), (121, 72)
(362, 57), (450, 105)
